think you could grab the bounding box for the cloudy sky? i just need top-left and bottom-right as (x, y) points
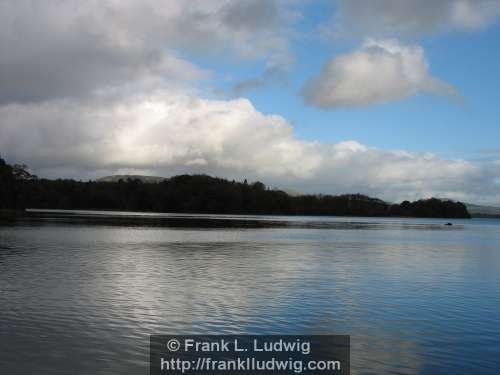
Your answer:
(1, 0), (500, 204)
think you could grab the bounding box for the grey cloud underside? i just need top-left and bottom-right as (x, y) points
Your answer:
(232, 66), (288, 96)
(332, 0), (500, 37)
(0, 0), (290, 104)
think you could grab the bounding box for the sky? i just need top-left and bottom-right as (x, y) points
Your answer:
(1, 0), (500, 204)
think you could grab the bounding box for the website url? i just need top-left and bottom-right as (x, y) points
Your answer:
(160, 357), (342, 374)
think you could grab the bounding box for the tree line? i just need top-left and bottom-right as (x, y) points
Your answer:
(0, 157), (470, 218)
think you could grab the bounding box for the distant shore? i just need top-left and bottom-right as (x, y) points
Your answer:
(1, 158), (471, 219)
(0, 209), (25, 219)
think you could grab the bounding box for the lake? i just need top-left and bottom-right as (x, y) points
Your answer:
(1, 210), (499, 374)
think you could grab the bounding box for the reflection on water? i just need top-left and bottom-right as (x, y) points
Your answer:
(1, 211), (500, 374)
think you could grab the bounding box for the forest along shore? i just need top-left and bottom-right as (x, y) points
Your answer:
(0, 157), (470, 218)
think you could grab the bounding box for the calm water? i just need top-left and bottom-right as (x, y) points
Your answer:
(1, 210), (500, 375)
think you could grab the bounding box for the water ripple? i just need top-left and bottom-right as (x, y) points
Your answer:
(1, 213), (500, 374)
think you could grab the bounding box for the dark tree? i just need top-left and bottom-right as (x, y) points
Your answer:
(0, 157), (471, 218)
(0, 157), (24, 209)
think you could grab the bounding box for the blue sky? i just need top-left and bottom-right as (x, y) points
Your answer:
(207, 3), (500, 160)
(1, 0), (500, 204)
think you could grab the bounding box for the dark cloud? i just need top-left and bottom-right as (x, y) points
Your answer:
(232, 66), (287, 96)
(328, 0), (500, 38)
(220, 0), (280, 30)
(0, 0), (290, 104)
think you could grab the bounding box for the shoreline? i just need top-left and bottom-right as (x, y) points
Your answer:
(25, 207), (473, 220)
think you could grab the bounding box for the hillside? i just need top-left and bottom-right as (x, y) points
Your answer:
(465, 203), (500, 218)
(97, 175), (166, 183)
(0, 159), (471, 218)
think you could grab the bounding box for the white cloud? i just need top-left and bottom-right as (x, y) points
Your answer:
(302, 39), (461, 108)
(330, 0), (500, 38)
(0, 92), (321, 180)
(1, 91), (499, 204)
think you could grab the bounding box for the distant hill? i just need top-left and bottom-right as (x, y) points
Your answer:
(22, 174), (472, 218)
(97, 175), (166, 183)
(465, 203), (500, 218)
(0, 158), (472, 218)
(436, 197), (500, 218)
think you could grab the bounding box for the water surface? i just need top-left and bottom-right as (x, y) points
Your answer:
(1, 211), (499, 374)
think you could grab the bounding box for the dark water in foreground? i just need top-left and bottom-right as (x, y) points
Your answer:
(1, 210), (499, 375)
